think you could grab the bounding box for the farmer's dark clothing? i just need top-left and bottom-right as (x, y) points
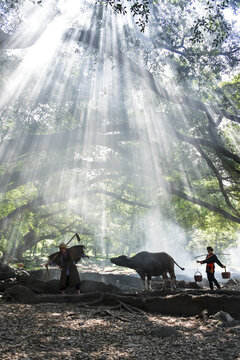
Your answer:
(61, 275), (80, 291)
(59, 251), (80, 291)
(201, 254), (224, 273)
(206, 272), (220, 290)
(201, 253), (224, 290)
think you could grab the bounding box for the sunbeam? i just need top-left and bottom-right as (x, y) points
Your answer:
(0, 0), (239, 277)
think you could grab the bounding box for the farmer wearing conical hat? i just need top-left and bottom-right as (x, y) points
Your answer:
(45, 235), (89, 295)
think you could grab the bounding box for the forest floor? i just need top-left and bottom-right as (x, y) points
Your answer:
(0, 300), (240, 360)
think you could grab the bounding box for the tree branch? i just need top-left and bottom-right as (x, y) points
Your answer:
(0, 159), (130, 192)
(173, 128), (240, 166)
(169, 186), (240, 225)
(89, 189), (155, 209)
(196, 145), (240, 217)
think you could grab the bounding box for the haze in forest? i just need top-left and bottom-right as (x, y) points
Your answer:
(0, 0), (239, 274)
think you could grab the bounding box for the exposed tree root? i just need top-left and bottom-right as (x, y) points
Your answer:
(116, 300), (146, 314)
(93, 309), (129, 322)
(2, 285), (240, 319)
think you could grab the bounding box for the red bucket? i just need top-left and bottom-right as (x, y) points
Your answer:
(194, 271), (202, 282)
(222, 269), (231, 279)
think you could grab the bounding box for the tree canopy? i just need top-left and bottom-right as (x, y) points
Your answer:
(0, 0), (240, 264)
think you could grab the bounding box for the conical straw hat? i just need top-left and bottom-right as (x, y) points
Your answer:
(58, 242), (67, 249)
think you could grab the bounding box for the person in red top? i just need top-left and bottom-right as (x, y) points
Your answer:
(197, 246), (226, 290)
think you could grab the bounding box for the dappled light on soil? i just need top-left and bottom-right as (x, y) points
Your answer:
(0, 303), (240, 359)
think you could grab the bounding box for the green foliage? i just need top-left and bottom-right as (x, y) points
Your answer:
(188, 225), (238, 254)
(0, 0), (240, 265)
(191, 0), (232, 47)
(220, 73), (240, 109)
(99, 0), (150, 32)
(99, 0), (237, 48)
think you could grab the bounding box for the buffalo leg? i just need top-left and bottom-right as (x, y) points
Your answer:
(147, 274), (152, 291)
(162, 272), (168, 290)
(138, 272), (147, 290)
(169, 270), (176, 290)
(142, 278), (147, 290)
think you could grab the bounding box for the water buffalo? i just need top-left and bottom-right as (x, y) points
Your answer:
(110, 251), (185, 291)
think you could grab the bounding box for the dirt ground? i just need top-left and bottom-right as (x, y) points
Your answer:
(0, 302), (240, 360)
